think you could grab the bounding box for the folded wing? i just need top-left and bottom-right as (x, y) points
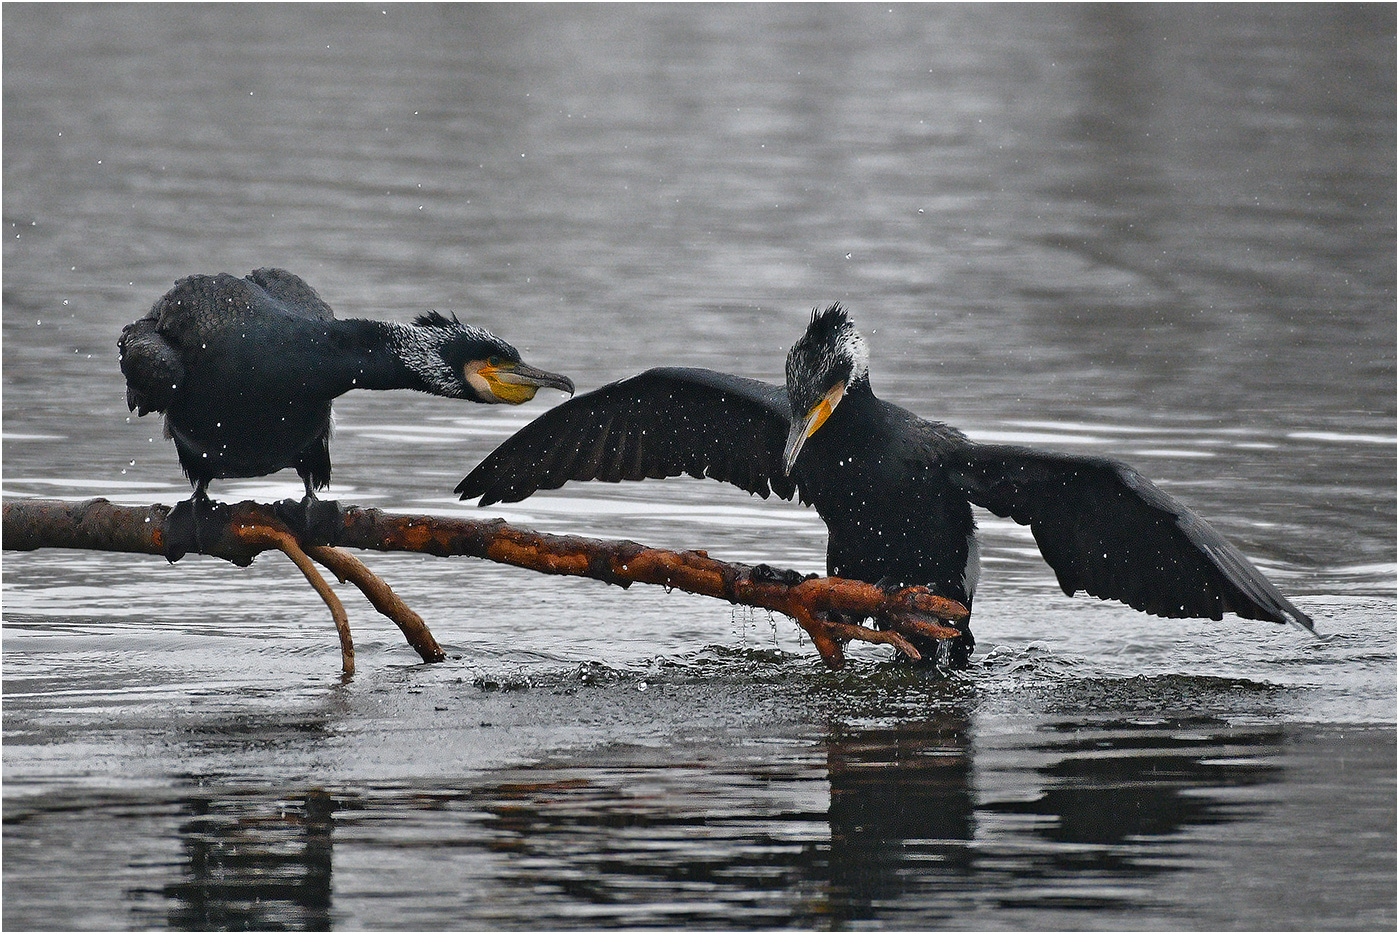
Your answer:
(947, 443), (1313, 630)
(118, 314), (184, 416)
(119, 269), (334, 416)
(457, 367), (796, 506)
(244, 267), (337, 321)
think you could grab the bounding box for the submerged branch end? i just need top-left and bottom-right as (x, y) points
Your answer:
(306, 545), (445, 664)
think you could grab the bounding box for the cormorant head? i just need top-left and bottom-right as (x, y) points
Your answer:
(782, 303), (869, 474)
(410, 311), (575, 404)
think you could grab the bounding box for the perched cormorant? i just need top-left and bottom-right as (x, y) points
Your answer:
(457, 303), (1313, 665)
(120, 267), (573, 557)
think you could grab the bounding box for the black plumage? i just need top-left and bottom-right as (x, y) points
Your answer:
(121, 267), (572, 554)
(457, 304), (1313, 665)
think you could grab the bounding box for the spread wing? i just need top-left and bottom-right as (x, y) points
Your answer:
(947, 443), (1314, 630)
(456, 367), (796, 505)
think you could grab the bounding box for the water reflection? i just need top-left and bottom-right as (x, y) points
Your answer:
(823, 715), (974, 924)
(136, 791), (337, 931)
(464, 713), (977, 926)
(980, 718), (1284, 915)
(125, 712), (1291, 927)
(994, 718), (1281, 847)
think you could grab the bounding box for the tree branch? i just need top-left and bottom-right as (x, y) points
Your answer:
(3, 498), (968, 670)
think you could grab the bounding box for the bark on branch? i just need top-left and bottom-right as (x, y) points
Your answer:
(3, 497), (967, 671)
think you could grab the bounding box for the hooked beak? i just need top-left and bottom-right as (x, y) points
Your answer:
(782, 380), (845, 475)
(478, 361), (575, 404)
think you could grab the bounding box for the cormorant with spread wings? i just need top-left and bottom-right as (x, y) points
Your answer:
(457, 304), (1312, 665)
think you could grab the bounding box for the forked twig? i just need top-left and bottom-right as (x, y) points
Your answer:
(306, 544), (445, 663)
(234, 524), (355, 675)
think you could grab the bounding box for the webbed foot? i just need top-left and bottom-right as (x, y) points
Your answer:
(938, 630), (976, 668)
(895, 620), (972, 669)
(165, 495), (231, 563)
(273, 496), (344, 546)
(751, 563), (817, 586)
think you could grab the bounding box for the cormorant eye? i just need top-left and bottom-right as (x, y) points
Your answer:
(487, 356), (503, 367)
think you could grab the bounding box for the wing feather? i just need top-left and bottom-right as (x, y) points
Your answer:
(245, 267), (336, 320)
(948, 443), (1313, 630)
(456, 367), (794, 505)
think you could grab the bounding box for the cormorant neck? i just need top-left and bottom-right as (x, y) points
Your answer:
(331, 319), (445, 394)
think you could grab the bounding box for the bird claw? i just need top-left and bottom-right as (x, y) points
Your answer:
(873, 575), (905, 594)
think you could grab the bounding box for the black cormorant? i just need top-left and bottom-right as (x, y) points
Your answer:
(456, 303), (1313, 665)
(120, 267), (573, 557)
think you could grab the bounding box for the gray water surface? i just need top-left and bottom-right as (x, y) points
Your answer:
(3, 5), (1395, 930)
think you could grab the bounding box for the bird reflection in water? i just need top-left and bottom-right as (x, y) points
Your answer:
(980, 716), (1285, 912)
(822, 714), (975, 924)
(133, 716), (1286, 926)
(465, 714), (1286, 925)
(142, 790), (337, 931)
